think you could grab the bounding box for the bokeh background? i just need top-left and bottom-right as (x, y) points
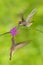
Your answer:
(0, 0), (43, 65)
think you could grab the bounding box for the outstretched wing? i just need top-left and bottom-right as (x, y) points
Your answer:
(9, 40), (30, 60)
(15, 41), (29, 50)
(26, 8), (37, 22)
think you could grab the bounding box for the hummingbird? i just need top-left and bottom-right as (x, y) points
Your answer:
(0, 8), (43, 60)
(0, 26), (29, 60)
(9, 36), (29, 60)
(0, 26), (43, 60)
(18, 8), (37, 27)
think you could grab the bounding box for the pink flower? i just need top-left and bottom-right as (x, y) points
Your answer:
(10, 26), (19, 36)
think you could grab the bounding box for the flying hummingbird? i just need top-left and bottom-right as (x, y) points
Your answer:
(10, 36), (29, 60)
(18, 8), (37, 27)
(0, 26), (29, 60)
(0, 8), (43, 60)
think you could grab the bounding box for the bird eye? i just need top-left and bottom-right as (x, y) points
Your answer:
(19, 21), (22, 24)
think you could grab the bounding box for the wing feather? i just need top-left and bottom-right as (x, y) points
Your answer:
(26, 8), (37, 22)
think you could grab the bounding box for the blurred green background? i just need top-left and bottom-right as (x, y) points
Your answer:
(0, 0), (43, 65)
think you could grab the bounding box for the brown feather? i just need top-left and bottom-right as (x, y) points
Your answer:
(9, 40), (30, 60)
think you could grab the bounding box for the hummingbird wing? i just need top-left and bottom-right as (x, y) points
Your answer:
(26, 8), (37, 22)
(15, 41), (29, 50)
(9, 40), (30, 60)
